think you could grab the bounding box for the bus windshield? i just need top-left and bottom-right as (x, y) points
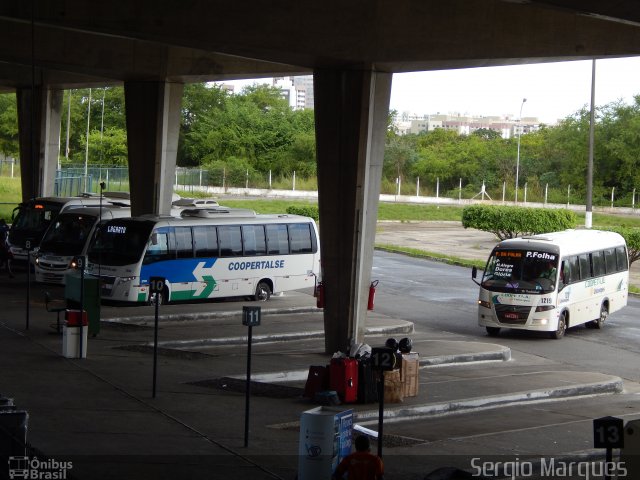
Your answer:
(39, 213), (96, 256)
(10, 201), (63, 245)
(481, 249), (558, 294)
(88, 220), (154, 266)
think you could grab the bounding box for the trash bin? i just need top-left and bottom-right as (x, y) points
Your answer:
(65, 273), (101, 336)
(298, 406), (353, 480)
(62, 309), (88, 358)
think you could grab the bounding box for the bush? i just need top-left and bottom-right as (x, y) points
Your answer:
(461, 205), (578, 240)
(286, 205), (319, 221)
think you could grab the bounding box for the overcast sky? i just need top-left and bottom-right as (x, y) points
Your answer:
(220, 56), (640, 125)
(390, 57), (640, 124)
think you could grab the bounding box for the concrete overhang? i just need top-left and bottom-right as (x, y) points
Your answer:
(0, 0), (640, 89)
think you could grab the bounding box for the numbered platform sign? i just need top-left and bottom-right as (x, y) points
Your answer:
(371, 347), (398, 371)
(149, 277), (166, 295)
(594, 416), (624, 449)
(242, 306), (261, 327)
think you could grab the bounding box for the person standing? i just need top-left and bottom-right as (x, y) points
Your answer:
(333, 435), (384, 480)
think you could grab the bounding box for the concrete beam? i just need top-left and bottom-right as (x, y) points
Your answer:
(314, 68), (392, 354)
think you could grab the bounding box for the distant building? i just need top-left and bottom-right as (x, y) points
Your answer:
(273, 76), (314, 110)
(394, 112), (541, 138)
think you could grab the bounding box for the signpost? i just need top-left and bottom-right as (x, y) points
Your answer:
(77, 255), (85, 359)
(149, 276), (165, 398)
(370, 346), (398, 459)
(25, 240), (32, 330)
(243, 305), (261, 447)
(593, 416), (624, 480)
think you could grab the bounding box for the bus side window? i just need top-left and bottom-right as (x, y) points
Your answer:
(144, 231), (170, 264)
(591, 251), (605, 277)
(289, 223), (312, 254)
(615, 246), (629, 271)
(266, 224), (289, 255)
(565, 255), (579, 284)
(175, 227), (194, 259)
(604, 248), (617, 274)
(578, 253), (591, 280)
(242, 225), (266, 256)
(218, 226), (242, 257)
(194, 226), (218, 258)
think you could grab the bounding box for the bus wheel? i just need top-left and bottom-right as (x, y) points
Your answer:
(550, 313), (567, 339)
(254, 281), (271, 302)
(592, 303), (608, 329)
(486, 327), (500, 337)
(150, 287), (168, 306)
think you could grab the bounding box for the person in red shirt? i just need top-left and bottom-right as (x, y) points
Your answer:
(333, 434), (384, 480)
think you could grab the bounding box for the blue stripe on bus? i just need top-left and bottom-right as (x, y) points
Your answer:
(140, 258), (218, 284)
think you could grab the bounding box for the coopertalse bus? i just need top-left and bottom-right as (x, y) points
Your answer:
(8, 193), (130, 263)
(34, 205), (131, 284)
(471, 229), (629, 339)
(85, 210), (321, 304)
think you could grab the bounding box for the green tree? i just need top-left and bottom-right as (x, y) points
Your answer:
(0, 93), (18, 158)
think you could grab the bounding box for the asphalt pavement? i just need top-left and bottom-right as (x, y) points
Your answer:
(0, 224), (637, 480)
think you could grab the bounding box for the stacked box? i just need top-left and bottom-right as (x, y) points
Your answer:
(401, 353), (419, 397)
(383, 370), (403, 403)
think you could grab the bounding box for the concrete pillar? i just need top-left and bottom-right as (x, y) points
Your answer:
(41, 90), (63, 197)
(313, 69), (392, 354)
(16, 87), (44, 202)
(124, 81), (183, 216)
(15, 87), (63, 201)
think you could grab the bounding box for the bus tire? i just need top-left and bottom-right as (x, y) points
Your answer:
(591, 303), (608, 329)
(550, 312), (567, 339)
(150, 286), (169, 306)
(254, 281), (271, 302)
(486, 327), (500, 337)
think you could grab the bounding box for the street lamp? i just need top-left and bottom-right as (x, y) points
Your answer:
(515, 98), (527, 203)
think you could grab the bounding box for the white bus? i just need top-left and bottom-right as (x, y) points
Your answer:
(8, 193), (129, 263)
(85, 211), (320, 304)
(472, 229), (629, 339)
(34, 205), (131, 284)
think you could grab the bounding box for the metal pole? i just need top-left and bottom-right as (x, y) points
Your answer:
(545, 183), (548, 205)
(502, 181), (506, 203)
(611, 187), (615, 209)
(25, 243), (32, 330)
(416, 177), (420, 197)
(377, 370), (385, 459)
(79, 260), (85, 359)
(515, 98), (527, 203)
(244, 325), (253, 447)
(152, 291), (159, 398)
(586, 59), (596, 228)
(84, 88), (92, 192)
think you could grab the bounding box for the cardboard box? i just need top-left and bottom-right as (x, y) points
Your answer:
(383, 370), (403, 403)
(401, 353), (419, 397)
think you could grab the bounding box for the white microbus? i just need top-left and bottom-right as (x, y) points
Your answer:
(34, 205), (131, 284)
(8, 193), (130, 263)
(85, 211), (321, 304)
(472, 229), (629, 339)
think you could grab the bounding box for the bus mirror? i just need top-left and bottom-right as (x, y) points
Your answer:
(472, 266), (477, 279)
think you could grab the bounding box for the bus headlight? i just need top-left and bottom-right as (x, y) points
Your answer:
(478, 299), (492, 309)
(535, 305), (555, 312)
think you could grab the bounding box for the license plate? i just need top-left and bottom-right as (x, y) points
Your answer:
(504, 312), (518, 319)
